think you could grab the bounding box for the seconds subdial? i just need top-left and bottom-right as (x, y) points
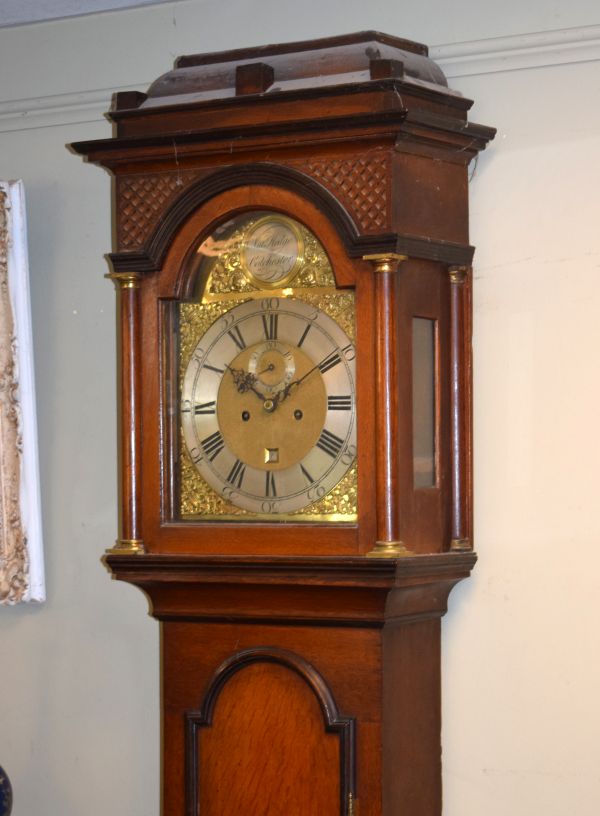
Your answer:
(247, 341), (296, 397)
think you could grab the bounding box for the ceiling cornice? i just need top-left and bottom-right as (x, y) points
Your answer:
(0, 0), (174, 29)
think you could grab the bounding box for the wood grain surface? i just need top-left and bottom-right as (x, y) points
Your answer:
(76, 29), (494, 816)
(197, 662), (340, 815)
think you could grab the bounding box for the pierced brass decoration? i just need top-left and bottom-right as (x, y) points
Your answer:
(297, 291), (355, 343)
(199, 213), (335, 300)
(299, 464), (357, 519)
(179, 301), (244, 378)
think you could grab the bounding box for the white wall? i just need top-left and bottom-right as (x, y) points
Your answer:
(0, 2), (598, 814)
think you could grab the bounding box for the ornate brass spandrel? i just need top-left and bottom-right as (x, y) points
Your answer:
(179, 452), (357, 522)
(179, 300), (249, 378)
(296, 291), (355, 342)
(197, 213), (336, 300)
(294, 463), (357, 520)
(180, 453), (245, 518)
(176, 289), (357, 522)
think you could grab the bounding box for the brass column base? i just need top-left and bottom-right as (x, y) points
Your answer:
(450, 537), (472, 552)
(366, 540), (414, 558)
(106, 539), (146, 555)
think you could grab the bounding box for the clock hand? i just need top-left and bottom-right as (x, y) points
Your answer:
(225, 363), (284, 408)
(274, 353), (330, 404)
(225, 364), (264, 400)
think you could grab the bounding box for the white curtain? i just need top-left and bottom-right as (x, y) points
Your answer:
(0, 180), (44, 604)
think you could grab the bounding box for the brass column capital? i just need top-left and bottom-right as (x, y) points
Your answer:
(363, 253), (408, 273)
(448, 265), (471, 284)
(106, 271), (142, 289)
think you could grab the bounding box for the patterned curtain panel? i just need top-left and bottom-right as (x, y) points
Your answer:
(0, 181), (44, 604)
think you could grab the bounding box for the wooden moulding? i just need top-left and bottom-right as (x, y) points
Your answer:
(235, 62), (275, 95)
(107, 551), (476, 815)
(104, 552), (477, 625)
(185, 647), (356, 816)
(103, 163), (477, 280)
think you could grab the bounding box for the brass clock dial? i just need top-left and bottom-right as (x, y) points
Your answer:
(181, 296), (356, 515)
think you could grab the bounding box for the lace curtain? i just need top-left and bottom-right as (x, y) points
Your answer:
(0, 181), (44, 604)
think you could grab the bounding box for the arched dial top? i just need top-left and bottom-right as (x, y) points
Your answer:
(187, 209), (335, 300)
(181, 296), (357, 516)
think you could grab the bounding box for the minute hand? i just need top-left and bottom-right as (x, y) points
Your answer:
(280, 350), (341, 399)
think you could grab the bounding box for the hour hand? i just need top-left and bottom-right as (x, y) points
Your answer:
(226, 365), (264, 400)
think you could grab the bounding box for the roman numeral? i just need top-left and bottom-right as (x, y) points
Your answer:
(201, 430), (225, 461)
(297, 323), (311, 348)
(204, 363), (225, 375)
(316, 429), (344, 459)
(265, 470), (277, 498)
(262, 313), (278, 341)
(194, 401), (216, 415)
(318, 351), (342, 375)
(300, 464), (315, 484)
(226, 459), (246, 489)
(327, 395), (352, 411)
(227, 326), (246, 351)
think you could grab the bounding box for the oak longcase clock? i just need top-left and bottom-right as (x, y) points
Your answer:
(73, 31), (494, 816)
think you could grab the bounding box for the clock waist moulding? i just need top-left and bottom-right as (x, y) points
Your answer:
(72, 31), (495, 816)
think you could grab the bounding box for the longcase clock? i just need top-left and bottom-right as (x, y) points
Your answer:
(72, 31), (495, 816)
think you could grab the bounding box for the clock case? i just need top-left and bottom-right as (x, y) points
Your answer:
(73, 32), (494, 816)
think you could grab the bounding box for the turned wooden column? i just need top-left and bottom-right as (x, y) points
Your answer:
(364, 255), (412, 558)
(106, 272), (144, 554)
(448, 265), (473, 551)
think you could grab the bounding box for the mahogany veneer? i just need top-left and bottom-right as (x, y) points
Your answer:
(73, 30), (494, 816)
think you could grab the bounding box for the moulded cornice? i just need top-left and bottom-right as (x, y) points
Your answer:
(105, 551), (477, 625)
(2, 24), (599, 134)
